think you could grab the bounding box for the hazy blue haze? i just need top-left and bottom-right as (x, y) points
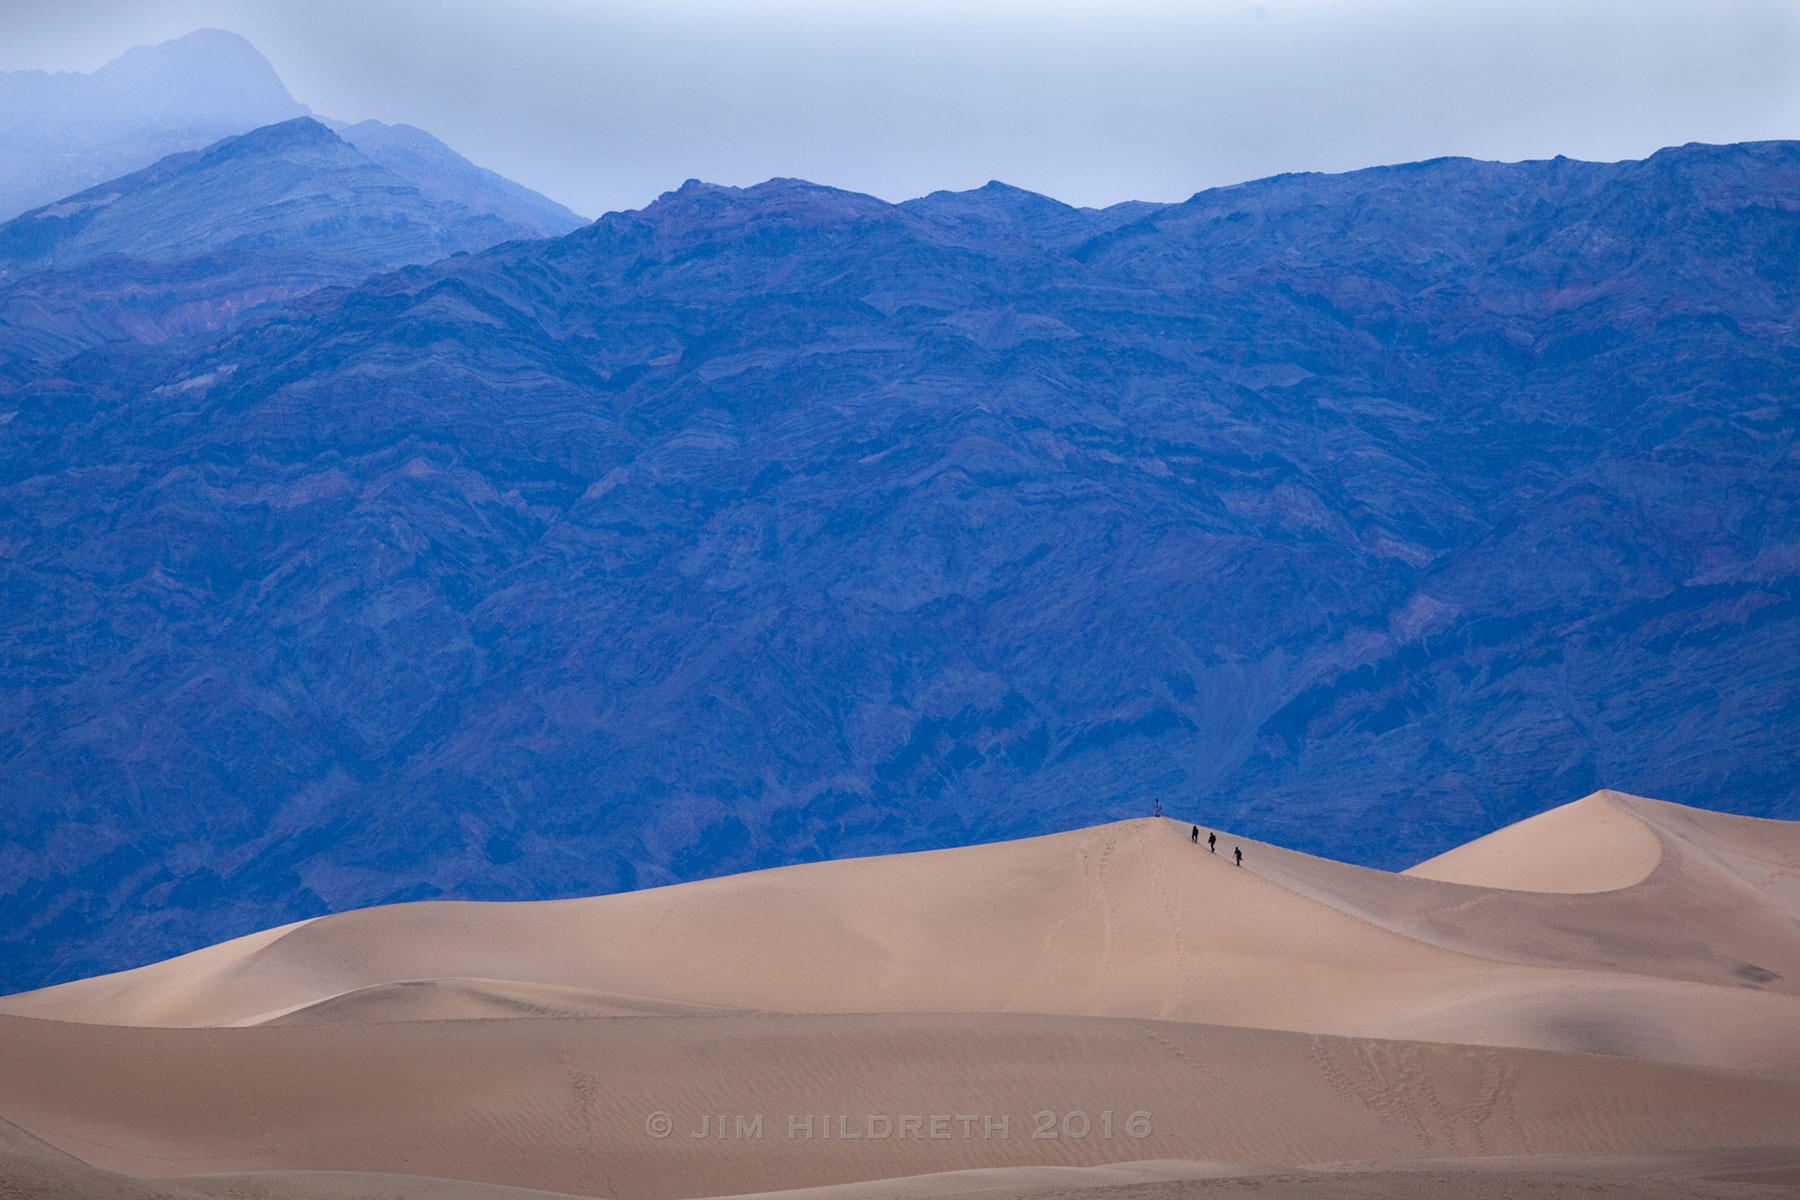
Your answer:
(0, 28), (589, 229)
(2, 3), (1798, 216)
(0, 28), (306, 220)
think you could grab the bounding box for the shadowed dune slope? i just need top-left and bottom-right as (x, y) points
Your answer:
(0, 1110), (601, 1200)
(7, 1111), (1798, 1200)
(3, 1012), (1800, 1200)
(712, 1152), (1800, 1200)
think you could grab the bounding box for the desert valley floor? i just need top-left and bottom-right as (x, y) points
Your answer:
(1, 790), (1799, 1198)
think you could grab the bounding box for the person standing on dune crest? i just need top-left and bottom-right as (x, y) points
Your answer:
(1208, 831), (1217, 853)
(1234, 846), (1243, 867)
(1191, 825), (1200, 843)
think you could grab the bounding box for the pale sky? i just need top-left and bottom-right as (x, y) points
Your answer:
(3, 0), (1797, 218)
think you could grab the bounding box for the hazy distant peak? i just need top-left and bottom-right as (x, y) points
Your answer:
(0, 27), (307, 219)
(0, 30), (585, 235)
(332, 119), (447, 154)
(103, 28), (284, 75)
(85, 28), (306, 125)
(0, 111), (551, 281)
(118, 27), (263, 54)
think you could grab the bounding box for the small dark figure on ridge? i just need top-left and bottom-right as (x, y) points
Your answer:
(1207, 831), (1217, 854)
(1234, 846), (1243, 867)
(1190, 825), (1199, 844)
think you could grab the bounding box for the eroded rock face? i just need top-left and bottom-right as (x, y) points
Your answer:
(5, 143), (1800, 994)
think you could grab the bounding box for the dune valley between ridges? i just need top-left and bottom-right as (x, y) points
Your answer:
(2, 790), (1799, 1199)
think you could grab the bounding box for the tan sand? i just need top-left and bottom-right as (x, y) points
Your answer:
(0, 791), (1795, 1200)
(0, 1110), (600, 1199)
(7, 1107), (1795, 1200)
(3, 1011), (1800, 1199)
(1404, 790), (1664, 892)
(711, 1150), (1800, 1199)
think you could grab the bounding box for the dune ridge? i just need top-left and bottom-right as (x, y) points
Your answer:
(1404, 790), (1664, 892)
(4, 792), (1796, 1072)
(2, 791), (1798, 1199)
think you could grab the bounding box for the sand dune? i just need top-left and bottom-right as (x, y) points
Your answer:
(8, 1107), (1795, 1200)
(1, 791), (1797, 1199)
(0, 1110), (601, 1200)
(1404, 790), (1665, 892)
(4, 1011), (1800, 1199)
(4, 792), (1796, 1072)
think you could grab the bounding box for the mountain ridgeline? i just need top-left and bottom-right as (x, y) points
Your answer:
(0, 116), (586, 376)
(4, 143), (1800, 992)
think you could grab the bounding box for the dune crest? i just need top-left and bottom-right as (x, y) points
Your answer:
(1404, 790), (1663, 893)
(254, 977), (752, 1026)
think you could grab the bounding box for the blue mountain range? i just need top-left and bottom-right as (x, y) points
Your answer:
(3, 123), (1799, 993)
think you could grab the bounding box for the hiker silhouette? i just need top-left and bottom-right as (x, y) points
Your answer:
(1234, 846), (1243, 867)
(1154, 798), (1162, 818)
(1190, 825), (1199, 844)
(1207, 831), (1216, 853)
